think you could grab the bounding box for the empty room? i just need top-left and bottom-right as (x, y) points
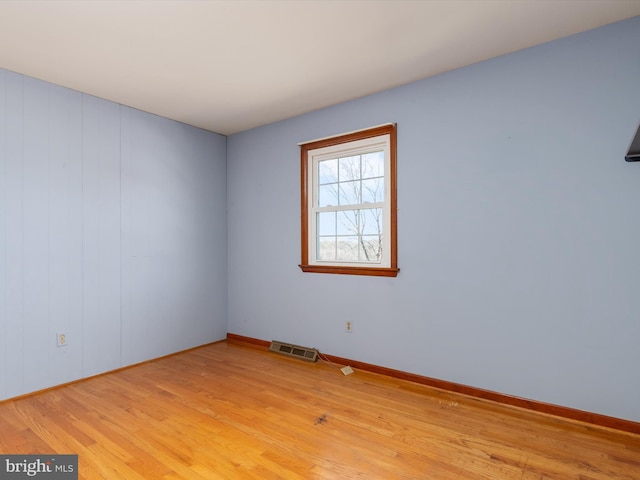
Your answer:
(1, 1), (639, 479)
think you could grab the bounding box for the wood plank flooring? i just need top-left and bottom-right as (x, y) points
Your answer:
(0, 341), (638, 479)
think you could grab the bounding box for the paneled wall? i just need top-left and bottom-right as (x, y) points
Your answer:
(0, 70), (227, 400)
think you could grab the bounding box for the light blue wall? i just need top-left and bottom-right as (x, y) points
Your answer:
(1, 16), (638, 423)
(0, 71), (227, 400)
(227, 17), (640, 422)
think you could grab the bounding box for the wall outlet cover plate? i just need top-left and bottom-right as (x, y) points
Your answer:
(57, 332), (68, 347)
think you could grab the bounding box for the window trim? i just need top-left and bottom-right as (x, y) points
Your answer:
(299, 124), (398, 277)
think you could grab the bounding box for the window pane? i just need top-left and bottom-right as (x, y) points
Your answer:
(317, 212), (336, 236)
(339, 180), (361, 205)
(318, 159), (338, 185)
(336, 236), (359, 262)
(337, 210), (359, 236)
(361, 208), (383, 235)
(339, 155), (361, 181)
(362, 178), (384, 203)
(318, 184), (338, 207)
(317, 237), (336, 261)
(362, 151), (384, 179)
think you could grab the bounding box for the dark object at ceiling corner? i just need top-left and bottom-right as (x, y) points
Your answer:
(626, 122), (640, 162)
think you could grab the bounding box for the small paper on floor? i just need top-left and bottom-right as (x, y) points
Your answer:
(341, 366), (354, 375)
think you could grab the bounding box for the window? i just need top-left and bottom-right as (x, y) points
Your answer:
(299, 124), (398, 277)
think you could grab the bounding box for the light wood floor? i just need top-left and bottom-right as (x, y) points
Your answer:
(0, 341), (638, 479)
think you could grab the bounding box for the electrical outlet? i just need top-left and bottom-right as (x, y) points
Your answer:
(345, 321), (352, 333)
(56, 332), (68, 348)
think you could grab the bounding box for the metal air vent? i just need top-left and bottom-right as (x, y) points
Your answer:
(269, 340), (319, 362)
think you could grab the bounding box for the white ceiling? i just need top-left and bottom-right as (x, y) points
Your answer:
(0, 1), (638, 136)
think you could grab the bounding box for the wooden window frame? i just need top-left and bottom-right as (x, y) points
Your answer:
(299, 124), (398, 277)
